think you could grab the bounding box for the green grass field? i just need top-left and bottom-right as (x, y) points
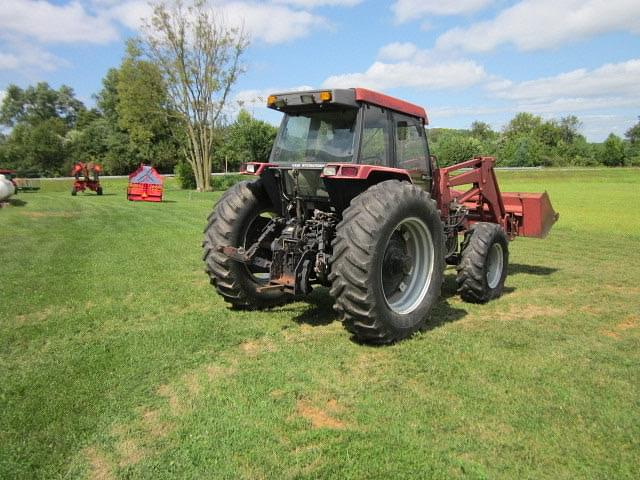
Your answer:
(1, 170), (639, 479)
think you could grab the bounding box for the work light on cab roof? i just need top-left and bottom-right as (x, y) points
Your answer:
(204, 87), (558, 344)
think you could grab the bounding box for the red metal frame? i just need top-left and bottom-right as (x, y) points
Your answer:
(320, 163), (412, 181)
(71, 162), (102, 194)
(433, 156), (558, 239)
(355, 88), (428, 124)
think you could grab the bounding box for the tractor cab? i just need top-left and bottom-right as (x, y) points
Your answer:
(243, 88), (432, 215)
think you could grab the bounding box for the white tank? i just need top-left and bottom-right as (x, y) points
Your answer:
(0, 174), (16, 201)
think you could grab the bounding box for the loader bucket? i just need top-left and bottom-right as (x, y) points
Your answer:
(502, 191), (559, 238)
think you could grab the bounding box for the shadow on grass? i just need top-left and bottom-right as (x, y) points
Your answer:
(292, 288), (338, 326)
(291, 283), (470, 345)
(509, 263), (558, 276)
(7, 198), (28, 207)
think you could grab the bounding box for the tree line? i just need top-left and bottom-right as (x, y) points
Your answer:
(2, 82), (637, 180)
(0, 0), (638, 184)
(0, 72), (275, 180)
(429, 113), (640, 167)
(0, 43), (275, 181)
(0, 0), (276, 191)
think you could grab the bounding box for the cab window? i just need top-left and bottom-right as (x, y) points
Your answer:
(395, 114), (428, 171)
(359, 105), (389, 165)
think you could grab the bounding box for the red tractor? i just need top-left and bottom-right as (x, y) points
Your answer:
(71, 162), (103, 196)
(203, 88), (558, 343)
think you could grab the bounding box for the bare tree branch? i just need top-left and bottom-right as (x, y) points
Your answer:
(139, 0), (248, 191)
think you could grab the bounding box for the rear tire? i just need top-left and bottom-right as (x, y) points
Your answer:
(456, 222), (509, 303)
(329, 180), (445, 344)
(203, 180), (287, 309)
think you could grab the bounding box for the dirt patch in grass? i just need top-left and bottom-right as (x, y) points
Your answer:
(602, 314), (639, 339)
(21, 211), (79, 218)
(240, 338), (277, 356)
(182, 372), (202, 397)
(116, 438), (146, 467)
(617, 315), (638, 330)
(13, 306), (72, 325)
(270, 389), (286, 399)
(157, 384), (184, 416)
(470, 304), (565, 325)
(206, 363), (236, 380)
(500, 304), (565, 320)
(140, 408), (174, 439)
(296, 399), (347, 430)
(84, 447), (114, 480)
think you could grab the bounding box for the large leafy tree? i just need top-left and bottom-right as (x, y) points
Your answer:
(0, 82), (85, 128)
(70, 47), (182, 175)
(214, 110), (277, 171)
(139, 0), (249, 191)
(625, 117), (640, 145)
(116, 42), (176, 160)
(600, 133), (627, 166)
(0, 83), (85, 175)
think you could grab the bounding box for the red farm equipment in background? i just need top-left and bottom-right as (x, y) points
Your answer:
(127, 165), (164, 202)
(71, 162), (103, 196)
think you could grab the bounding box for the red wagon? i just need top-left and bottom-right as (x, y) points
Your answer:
(127, 165), (164, 202)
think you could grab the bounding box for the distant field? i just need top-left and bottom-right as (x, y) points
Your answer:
(1, 170), (638, 479)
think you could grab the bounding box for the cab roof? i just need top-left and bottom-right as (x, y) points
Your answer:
(267, 88), (429, 125)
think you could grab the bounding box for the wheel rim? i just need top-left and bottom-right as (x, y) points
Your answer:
(486, 242), (504, 289)
(242, 211), (273, 283)
(381, 217), (435, 315)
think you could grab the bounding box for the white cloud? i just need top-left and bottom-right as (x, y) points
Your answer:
(222, 2), (328, 44)
(436, 0), (640, 52)
(110, 1), (332, 44)
(274, 0), (362, 7)
(489, 59), (640, 107)
(377, 42), (419, 62)
(0, 53), (19, 71)
(0, 45), (65, 73)
(0, 0), (119, 44)
(323, 60), (487, 90)
(103, 0), (151, 31)
(323, 43), (487, 90)
(392, 0), (494, 23)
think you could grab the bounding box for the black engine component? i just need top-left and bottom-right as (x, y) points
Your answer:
(266, 209), (336, 294)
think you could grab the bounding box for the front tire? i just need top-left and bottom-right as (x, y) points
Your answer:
(329, 180), (445, 344)
(456, 222), (509, 303)
(203, 180), (287, 309)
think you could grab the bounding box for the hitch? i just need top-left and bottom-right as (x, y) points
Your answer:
(218, 245), (251, 263)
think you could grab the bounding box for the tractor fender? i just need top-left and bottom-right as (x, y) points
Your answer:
(321, 164), (413, 214)
(320, 163), (412, 183)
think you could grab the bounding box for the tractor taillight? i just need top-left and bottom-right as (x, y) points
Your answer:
(340, 166), (359, 177)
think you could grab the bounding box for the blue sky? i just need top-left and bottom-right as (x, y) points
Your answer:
(1, 0), (639, 141)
